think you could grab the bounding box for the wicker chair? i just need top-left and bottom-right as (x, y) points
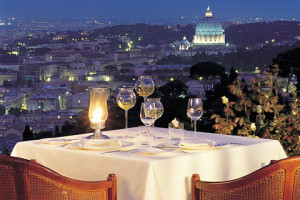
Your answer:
(0, 155), (117, 200)
(192, 156), (300, 200)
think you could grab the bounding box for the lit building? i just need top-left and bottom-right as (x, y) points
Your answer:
(192, 5), (225, 47)
(179, 36), (191, 50)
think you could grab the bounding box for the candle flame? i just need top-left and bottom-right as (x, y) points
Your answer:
(91, 108), (102, 123)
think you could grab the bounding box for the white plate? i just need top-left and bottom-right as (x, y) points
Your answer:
(136, 148), (177, 156)
(38, 138), (79, 145)
(179, 140), (229, 151)
(69, 139), (134, 151)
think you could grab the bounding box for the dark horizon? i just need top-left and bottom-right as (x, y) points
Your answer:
(0, 0), (299, 21)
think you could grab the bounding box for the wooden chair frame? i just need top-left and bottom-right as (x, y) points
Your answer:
(192, 156), (300, 200)
(0, 155), (117, 200)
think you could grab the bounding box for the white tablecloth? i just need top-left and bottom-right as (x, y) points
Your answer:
(11, 127), (287, 200)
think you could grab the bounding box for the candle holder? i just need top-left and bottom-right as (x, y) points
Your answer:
(87, 85), (109, 139)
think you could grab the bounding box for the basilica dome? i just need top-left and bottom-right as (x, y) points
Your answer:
(192, 5), (225, 46)
(181, 36), (190, 45)
(195, 18), (223, 36)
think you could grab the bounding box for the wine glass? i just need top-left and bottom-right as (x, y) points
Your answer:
(187, 98), (203, 139)
(145, 98), (164, 128)
(135, 76), (155, 102)
(116, 86), (136, 129)
(140, 103), (156, 146)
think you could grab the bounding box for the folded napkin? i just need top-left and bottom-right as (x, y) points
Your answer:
(178, 142), (225, 151)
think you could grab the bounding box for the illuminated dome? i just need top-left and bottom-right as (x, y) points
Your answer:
(192, 5), (225, 46)
(181, 36), (190, 45)
(179, 36), (191, 50)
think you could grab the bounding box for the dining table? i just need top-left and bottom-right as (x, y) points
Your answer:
(11, 127), (287, 200)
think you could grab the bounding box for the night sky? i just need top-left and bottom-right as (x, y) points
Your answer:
(0, 0), (299, 20)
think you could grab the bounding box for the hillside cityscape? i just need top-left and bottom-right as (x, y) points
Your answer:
(0, 4), (299, 155)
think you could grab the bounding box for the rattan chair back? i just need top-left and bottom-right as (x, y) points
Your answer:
(192, 156), (300, 200)
(0, 155), (117, 200)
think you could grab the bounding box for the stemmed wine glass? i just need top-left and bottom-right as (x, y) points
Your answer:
(146, 98), (164, 125)
(140, 103), (156, 146)
(187, 98), (203, 139)
(116, 86), (136, 129)
(135, 76), (155, 102)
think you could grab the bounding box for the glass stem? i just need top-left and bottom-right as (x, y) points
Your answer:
(125, 109), (128, 129)
(143, 97), (146, 102)
(194, 120), (197, 139)
(94, 129), (101, 139)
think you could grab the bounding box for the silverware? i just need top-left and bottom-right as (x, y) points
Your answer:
(102, 149), (139, 154)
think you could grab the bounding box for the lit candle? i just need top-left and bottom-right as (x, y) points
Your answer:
(91, 108), (103, 123)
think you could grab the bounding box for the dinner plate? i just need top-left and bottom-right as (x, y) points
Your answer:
(154, 143), (180, 150)
(179, 140), (229, 151)
(38, 138), (79, 145)
(136, 148), (177, 156)
(69, 139), (134, 151)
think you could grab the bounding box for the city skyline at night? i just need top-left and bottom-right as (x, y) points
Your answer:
(0, 0), (299, 22)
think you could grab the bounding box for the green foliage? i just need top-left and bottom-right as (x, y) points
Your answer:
(211, 70), (300, 156)
(272, 47), (300, 90)
(190, 62), (225, 92)
(158, 80), (188, 98)
(190, 62), (225, 78)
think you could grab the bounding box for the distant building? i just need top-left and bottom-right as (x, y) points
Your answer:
(179, 36), (191, 50)
(192, 5), (225, 47)
(27, 93), (58, 112)
(0, 63), (21, 71)
(66, 92), (90, 113)
(0, 70), (18, 85)
(175, 5), (226, 51)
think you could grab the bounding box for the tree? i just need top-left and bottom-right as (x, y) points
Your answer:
(61, 121), (76, 136)
(156, 80), (190, 128)
(189, 62), (226, 93)
(0, 105), (5, 116)
(35, 131), (53, 139)
(23, 125), (33, 141)
(158, 80), (188, 99)
(156, 55), (186, 65)
(104, 65), (118, 75)
(55, 126), (60, 137)
(272, 48), (300, 91)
